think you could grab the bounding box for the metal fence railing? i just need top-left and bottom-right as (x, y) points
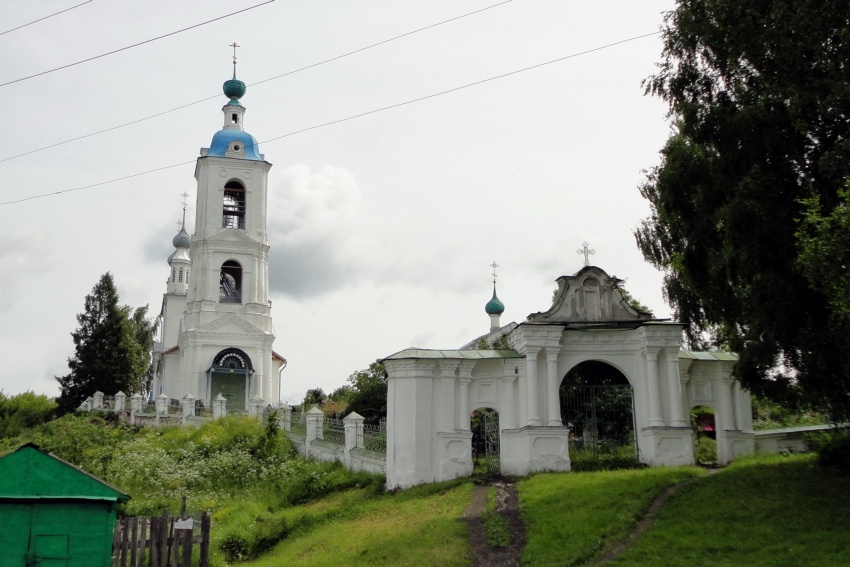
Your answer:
(290, 413), (307, 435)
(323, 418), (345, 445)
(360, 423), (386, 453)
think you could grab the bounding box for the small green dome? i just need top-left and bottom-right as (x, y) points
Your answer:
(485, 289), (505, 315)
(223, 78), (246, 101)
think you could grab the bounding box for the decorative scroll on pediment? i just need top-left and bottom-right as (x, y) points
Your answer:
(527, 266), (653, 324)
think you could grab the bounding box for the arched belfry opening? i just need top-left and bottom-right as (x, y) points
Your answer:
(208, 348), (254, 411)
(222, 180), (246, 229)
(560, 360), (637, 466)
(220, 260), (242, 303)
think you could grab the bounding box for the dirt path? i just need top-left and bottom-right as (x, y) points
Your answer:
(464, 479), (526, 567)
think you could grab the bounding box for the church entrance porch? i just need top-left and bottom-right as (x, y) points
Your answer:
(207, 348), (254, 412)
(210, 371), (247, 412)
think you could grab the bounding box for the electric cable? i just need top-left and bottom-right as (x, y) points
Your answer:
(0, 0), (275, 88)
(0, 31), (660, 207)
(0, 0), (512, 164)
(0, 0), (93, 37)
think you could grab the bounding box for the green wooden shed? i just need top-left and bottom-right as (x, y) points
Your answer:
(0, 443), (129, 567)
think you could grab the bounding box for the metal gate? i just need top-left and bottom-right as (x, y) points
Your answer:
(560, 385), (637, 460)
(483, 410), (500, 475)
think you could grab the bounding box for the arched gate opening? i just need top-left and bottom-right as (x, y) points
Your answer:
(471, 407), (500, 475)
(559, 361), (637, 467)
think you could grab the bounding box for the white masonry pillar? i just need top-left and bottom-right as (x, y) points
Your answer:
(500, 365), (517, 430)
(644, 349), (665, 427)
(458, 378), (471, 431)
(546, 350), (561, 426)
(665, 350), (687, 427)
(525, 347), (541, 426)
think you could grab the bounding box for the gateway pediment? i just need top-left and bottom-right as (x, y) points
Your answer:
(527, 266), (653, 324)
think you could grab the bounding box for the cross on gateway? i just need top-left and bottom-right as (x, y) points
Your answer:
(577, 242), (595, 266)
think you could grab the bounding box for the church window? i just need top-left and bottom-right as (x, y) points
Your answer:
(220, 260), (242, 303)
(171, 267), (176, 282)
(222, 181), (246, 229)
(178, 268), (184, 283)
(231, 113), (238, 125)
(186, 269), (189, 284)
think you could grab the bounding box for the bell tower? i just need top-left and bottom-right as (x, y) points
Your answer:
(167, 48), (281, 410)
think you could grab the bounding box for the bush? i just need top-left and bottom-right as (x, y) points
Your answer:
(816, 430), (850, 474)
(0, 391), (57, 439)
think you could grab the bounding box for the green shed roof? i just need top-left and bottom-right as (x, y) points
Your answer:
(0, 444), (129, 502)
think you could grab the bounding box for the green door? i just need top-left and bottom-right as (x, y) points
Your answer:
(211, 371), (247, 411)
(32, 535), (70, 566)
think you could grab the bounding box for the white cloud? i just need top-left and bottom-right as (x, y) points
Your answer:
(0, 228), (50, 311)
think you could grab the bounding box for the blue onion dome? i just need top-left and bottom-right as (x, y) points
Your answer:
(172, 227), (191, 249)
(223, 77), (246, 103)
(485, 289), (505, 315)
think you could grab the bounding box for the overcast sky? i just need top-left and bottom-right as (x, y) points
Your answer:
(0, 0), (677, 404)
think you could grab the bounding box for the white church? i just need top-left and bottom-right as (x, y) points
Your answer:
(153, 62), (285, 412)
(151, 60), (755, 488)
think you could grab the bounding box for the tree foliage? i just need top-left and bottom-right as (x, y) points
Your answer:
(56, 273), (157, 413)
(345, 361), (387, 425)
(635, 1), (850, 417)
(0, 391), (57, 439)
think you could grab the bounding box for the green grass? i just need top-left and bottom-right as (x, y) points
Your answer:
(482, 486), (511, 548)
(610, 453), (850, 566)
(240, 480), (474, 566)
(519, 466), (705, 566)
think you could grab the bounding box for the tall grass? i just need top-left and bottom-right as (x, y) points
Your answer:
(242, 480), (473, 566)
(610, 454), (850, 566)
(519, 466), (705, 565)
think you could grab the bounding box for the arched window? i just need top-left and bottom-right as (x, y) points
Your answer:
(186, 269), (190, 284)
(222, 181), (246, 229)
(171, 267), (176, 282)
(220, 260), (242, 303)
(178, 267), (184, 283)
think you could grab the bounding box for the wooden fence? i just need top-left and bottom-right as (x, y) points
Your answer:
(112, 508), (210, 567)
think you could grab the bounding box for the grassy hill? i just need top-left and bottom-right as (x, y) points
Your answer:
(3, 414), (849, 565)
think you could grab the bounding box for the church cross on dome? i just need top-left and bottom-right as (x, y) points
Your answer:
(230, 42), (240, 76)
(490, 261), (499, 284)
(577, 241), (595, 267)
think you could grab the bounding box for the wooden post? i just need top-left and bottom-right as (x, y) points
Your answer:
(138, 518), (149, 567)
(158, 510), (169, 567)
(199, 512), (211, 567)
(113, 518), (122, 565)
(181, 527), (193, 567)
(120, 517), (129, 567)
(129, 517), (138, 567)
(149, 517), (159, 567)
(170, 516), (179, 567)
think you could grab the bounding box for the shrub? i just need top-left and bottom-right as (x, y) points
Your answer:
(816, 430), (850, 474)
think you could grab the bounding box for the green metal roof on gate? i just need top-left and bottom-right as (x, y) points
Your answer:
(383, 348), (524, 361)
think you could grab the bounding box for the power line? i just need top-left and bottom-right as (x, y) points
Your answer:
(0, 0), (513, 164)
(0, 0), (93, 37)
(0, 31), (660, 207)
(0, 0), (275, 88)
